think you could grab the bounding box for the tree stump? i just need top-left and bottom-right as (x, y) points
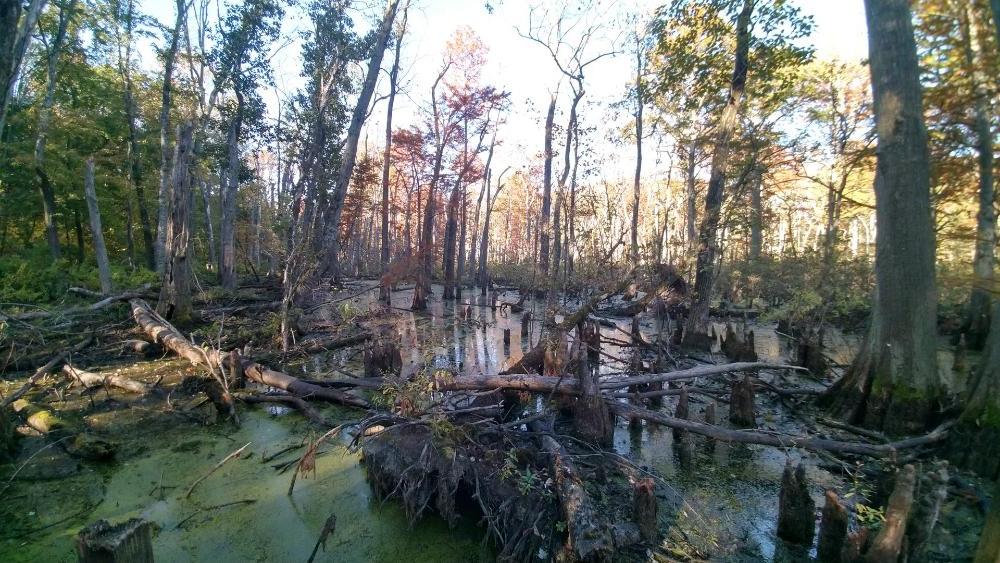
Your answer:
(364, 329), (402, 378)
(796, 326), (827, 377)
(573, 341), (613, 446)
(75, 518), (154, 563)
(723, 323), (758, 362)
(0, 409), (16, 462)
(907, 461), (949, 559)
(632, 478), (658, 543)
(673, 387), (689, 441)
(728, 374), (756, 427)
(866, 464), (916, 563)
(816, 490), (848, 561)
(677, 429), (694, 470)
(580, 320), (601, 362)
(777, 460), (815, 545)
(521, 312), (531, 337)
(704, 402), (716, 425)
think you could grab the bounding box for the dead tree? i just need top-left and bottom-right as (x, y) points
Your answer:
(157, 123), (195, 324)
(776, 460), (815, 545)
(155, 0), (187, 272)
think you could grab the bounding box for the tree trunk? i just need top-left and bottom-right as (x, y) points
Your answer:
(220, 97), (244, 290)
(157, 123), (194, 324)
(118, 0), (154, 270)
(379, 5), (407, 301)
(0, 0), (44, 139)
(201, 179), (217, 272)
(538, 95), (556, 278)
(949, 302), (1000, 479)
(631, 45), (643, 264)
(682, 0), (752, 347)
(156, 0), (186, 273)
(960, 3), (995, 351)
(823, 0), (942, 435)
(83, 159), (112, 294)
(321, 0), (400, 280)
(33, 0), (76, 262)
(412, 67), (448, 311)
(749, 164), (763, 262)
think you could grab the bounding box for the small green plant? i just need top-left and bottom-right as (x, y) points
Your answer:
(854, 502), (886, 528)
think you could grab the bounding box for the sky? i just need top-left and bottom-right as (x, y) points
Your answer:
(138, 0), (871, 183)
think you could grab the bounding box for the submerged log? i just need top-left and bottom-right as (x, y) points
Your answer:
(816, 490), (848, 561)
(729, 373), (756, 428)
(11, 399), (115, 460)
(609, 402), (952, 458)
(776, 460), (816, 545)
(1, 337), (93, 410)
(76, 518), (154, 563)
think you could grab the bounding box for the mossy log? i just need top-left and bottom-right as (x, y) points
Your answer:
(10, 399), (115, 460)
(62, 364), (152, 394)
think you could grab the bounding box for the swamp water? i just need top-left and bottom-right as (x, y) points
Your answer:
(0, 283), (981, 561)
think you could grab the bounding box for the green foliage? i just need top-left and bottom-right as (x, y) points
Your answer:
(0, 248), (155, 304)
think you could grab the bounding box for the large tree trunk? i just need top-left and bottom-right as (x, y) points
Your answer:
(683, 0), (752, 347)
(83, 159), (112, 294)
(321, 0), (400, 280)
(0, 0), (44, 139)
(220, 96), (244, 290)
(155, 0), (186, 273)
(684, 141), (697, 249)
(201, 179), (217, 272)
(960, 3), (995, 351)
(157, 123), (195, 324)
(749, 164), (763, 262)
(823, 0), (941, 435)
(33, 0), (76, 262)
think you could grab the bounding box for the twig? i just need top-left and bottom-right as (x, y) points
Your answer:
(184, 442), (252, 499)
(175, 499), (258, 529)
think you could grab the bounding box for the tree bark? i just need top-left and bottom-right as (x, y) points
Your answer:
(538, 94), (556, 278)
(823, 0), (941, 435)
(200, 179), (217, 272)
(156, 0), (186, 272)
(631, 42), (643, 264)
(220, 96), (244, 290)
(683, 0), (752, 346)
(321, 0), (400, 280)
(949, 302), (1000, 479)
(157, 123), (194, 324)
(0, 0), (45, 139)
(83, 159), (112, 294)
(33, 0), (77, 262)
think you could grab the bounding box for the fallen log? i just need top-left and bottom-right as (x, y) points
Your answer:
(608, 402), (952, 459)
(130, 299), (369, 410)
(866, 464), (916, 562)
(598, 362), (805, 391)
(237, 393), (336, 428)
(1, 337), (93, 409)
(62, 364), (151, 394)
(8, 287), (151, 321)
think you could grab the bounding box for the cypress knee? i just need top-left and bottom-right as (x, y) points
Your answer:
(777, 460), (816, 545)
(729, 374), (756, 427)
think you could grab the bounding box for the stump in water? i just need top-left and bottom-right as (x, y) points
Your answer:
(364, 329), (402, 378)
(777, 460), (815, 545)
(572, 331), (613, 446)
(704, 401), (716, 425)
(521, 312), (531, 337)
(0, 409), (16, 462)
(817, 490), (848, 561)
(722, 323), (758, 362)
(673, 387), (689, 441)
(76, 518), (154, 563)
(632, 478), (658, 543)
(676, 429), (694, 470)
(502, 328), (511, 346)
(729, 374), (756, 427)
(796, 326), (827, 377)
(580, 320), (601, 361)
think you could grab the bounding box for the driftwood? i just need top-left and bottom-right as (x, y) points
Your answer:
(130, 299), (368, 409)
(62, 364), (151, 394)
(76, 518), (154, 563)
(609, 403), (952, 459)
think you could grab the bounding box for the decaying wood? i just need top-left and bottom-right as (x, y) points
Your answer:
(130, 299), (369, 409)
(865, 464), (916, 562)
(817, 490), (848, 561)
(237, 394), (335, 427)
(541, 434), (613, 560)
(597, 362), (804, 391)
(776, 460), (815, 545)
(62, 364), (151, 394)
(76, 518), (154, 563)
(907, 461), (949, 559)
(4, 288), (150, 322)
(632, 478), (657, 543)
(609, 402), (952, 459)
